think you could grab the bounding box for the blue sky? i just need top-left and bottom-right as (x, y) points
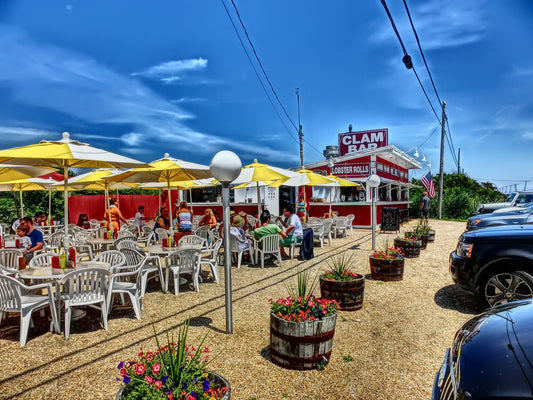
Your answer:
(0, 0), (532, 191)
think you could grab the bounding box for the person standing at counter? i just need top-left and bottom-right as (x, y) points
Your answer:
(296, 194), (308, 221)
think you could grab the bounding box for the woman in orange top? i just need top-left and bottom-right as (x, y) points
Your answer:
(198, 208), (217, 229)
(104, 198), (129, 231)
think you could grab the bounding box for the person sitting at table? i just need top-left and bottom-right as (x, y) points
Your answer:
(176, 201), (193, 234)
(153, 207), (170, 239)
(104, 198), (129, 232)
(198, 208), (217, 229)
(277, 205), (303, 257)
(238, 211), (250, 232)
(21, 216), (44, 266)
(135, 205), (150, 231)
(230, 215), (254, 254)
(254, 211), (289, 257)
(15, 224), (32, 269)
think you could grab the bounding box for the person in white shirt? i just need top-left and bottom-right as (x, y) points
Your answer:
(135, 206), (149, 229)
(278, 204), (303, 258)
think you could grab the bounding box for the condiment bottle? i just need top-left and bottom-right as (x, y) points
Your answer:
(68, 247), (76, 268)
(60, 251), (67, 270)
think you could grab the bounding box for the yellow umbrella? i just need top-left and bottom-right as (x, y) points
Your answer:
(0, 132), (149, 246)
(107, 153), (212, 231)
(0, 165), (54, 182)
(230, 159), (299, 217)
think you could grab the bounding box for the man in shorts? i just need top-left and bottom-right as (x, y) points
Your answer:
(420, 191), (430, 225)
(278, 205), (303, 258)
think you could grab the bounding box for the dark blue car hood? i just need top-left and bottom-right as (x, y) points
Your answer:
(453, 300), (533, 398)
(464, 224), (533, 240)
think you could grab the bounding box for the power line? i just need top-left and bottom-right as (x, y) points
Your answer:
(228, 0), (299, 132)
(219, 0), (299, 147)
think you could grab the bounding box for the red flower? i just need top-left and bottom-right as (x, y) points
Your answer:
(135, 363), (146, 375)
(152, 363), (161, 374)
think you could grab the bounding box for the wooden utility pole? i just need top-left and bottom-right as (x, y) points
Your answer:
(296, 88), (303, 168)
(438, 101), (446, 219)
(457, 148), (460, 174)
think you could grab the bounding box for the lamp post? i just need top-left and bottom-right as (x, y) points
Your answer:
(367, 174), (381, 251)
(209, 150), (242, 334)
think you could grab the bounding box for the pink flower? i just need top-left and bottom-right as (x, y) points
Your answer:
(297, 296), (302, 302)
(307, 300), (314, 307)
(145, 375), (154, 384)
(135, 363), (146, 375)
(154, 380), (162, 389)
(277, 299), (283, 305)
(152, 363), (161, 374)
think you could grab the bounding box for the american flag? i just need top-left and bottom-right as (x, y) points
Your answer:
(421, 171), (436, 198)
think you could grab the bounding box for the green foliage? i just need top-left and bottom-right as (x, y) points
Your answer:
(286, 268), (318, 300)
(409, 172), (506, 221)
(343, 355), (354, 362)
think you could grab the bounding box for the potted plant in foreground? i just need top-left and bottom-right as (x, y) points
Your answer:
(115, 319), (230, 400)
(369, 245), (405, 281)
(319, 253), (365, 311)
(269, 269), (340, 370)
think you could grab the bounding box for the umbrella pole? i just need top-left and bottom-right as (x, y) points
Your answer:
(116, 187), (119, 206)
(19, 190), (24, 218)
(329, 189), (332, 217)
(256, 182), (261, 217)
(106, 184), (112, 233)
(167, 180), (173, 234)
(189, 188), (193, 215)
(48, 189), (52, 224)
(158, 188), (162, 216)
(63, 167), (69, 249)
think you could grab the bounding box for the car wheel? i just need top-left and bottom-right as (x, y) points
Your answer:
(484, 270), (533, 307)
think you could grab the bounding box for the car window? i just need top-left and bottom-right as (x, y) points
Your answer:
(516, 194), (527, 203)
(526, 195), (533, 203)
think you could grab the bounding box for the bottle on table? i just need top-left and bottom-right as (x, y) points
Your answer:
(60, 251), (67, 270)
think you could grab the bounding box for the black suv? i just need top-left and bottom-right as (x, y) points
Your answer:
(432, 300), (533, 400)
(449, 224), (533, 307)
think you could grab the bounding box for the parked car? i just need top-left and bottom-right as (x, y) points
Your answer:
(493, 201), (533, 213)
(432, 299), (533, 400)
(449, 224), (533, 307)
(466, 203), (533, 230)
(476, 191), (533, 214)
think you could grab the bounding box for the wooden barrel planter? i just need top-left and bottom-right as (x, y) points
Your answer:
(369, 256), (405, 281)
(269, 312), (337, 370)
(319, 274), (365, 311)
(428, 230), (436, 242)
(418, 232), (429, 249)
(393, 238), (422, 258)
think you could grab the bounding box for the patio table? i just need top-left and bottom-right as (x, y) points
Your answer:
(87, 237), (115, 251)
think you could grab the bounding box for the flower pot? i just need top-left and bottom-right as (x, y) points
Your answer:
(269, 312), (337, 370)
(116, 372), (231, 400)
(393, 238), (422, 258)
(369, 256), (405, 281)
(428, 230), (436, 242)
(319, 275), (365, 311)
(418, 232), (429, 249)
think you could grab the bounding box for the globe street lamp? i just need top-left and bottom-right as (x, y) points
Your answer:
(367, 174), (381, 251)
(209, 150), (242, 334)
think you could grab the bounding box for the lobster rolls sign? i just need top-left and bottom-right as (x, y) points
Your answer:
(339, 128), (388, 155)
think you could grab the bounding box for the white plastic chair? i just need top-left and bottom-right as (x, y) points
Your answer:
(178, 234), (206, 249)
(120, 248), (164, 296)
(114, 236), (141, 251)
(58, 267), (110, 339)
(166, 247), (202, 295)
(255, 234), (282, 269)
(323, 219), (334, 245)
(333, 217), (348, 238)
(107, 253), (144, 320)
(29, 252), (59, 268)
(44, 231), (64, 253)
(0, 274), (59, 346)
(0, 249), (23, 273)
(346, 214), (355, 237)
(199, 239), (222, 284)
(93, 250), (126, 269)
(154, 228), (169, 243)
(310, 223), (326, 248)
(230, 234), (255, 268)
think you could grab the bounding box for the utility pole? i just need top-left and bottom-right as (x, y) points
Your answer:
(296, 88), (303, 168)
(438, 101), (446, 219)
(457, 148), (460, 174)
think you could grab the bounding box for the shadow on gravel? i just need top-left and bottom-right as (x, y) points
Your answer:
(434, 285), (486, 315)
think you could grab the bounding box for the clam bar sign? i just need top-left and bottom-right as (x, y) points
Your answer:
(339, 128), (388, 155)
(331, 162), (370, 178)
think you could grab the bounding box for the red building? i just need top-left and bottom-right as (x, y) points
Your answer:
(303, 128), (421, 228)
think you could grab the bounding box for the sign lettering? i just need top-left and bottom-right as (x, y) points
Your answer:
(339, 129), (388, 156)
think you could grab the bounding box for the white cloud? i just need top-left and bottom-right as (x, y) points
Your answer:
(522, 132), (533, 140)
(132, 58), (208, 83)
(371, 0), (488, 50)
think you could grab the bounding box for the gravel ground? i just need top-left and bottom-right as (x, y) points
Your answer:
(0, 219), (482, 400)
